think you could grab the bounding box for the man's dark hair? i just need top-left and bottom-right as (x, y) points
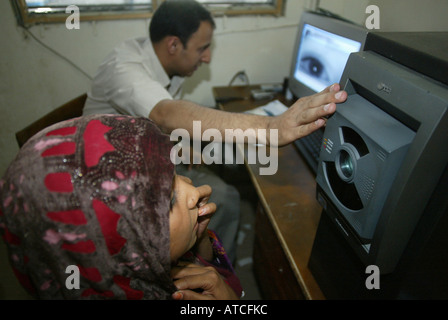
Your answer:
(150, 0), (216, 48)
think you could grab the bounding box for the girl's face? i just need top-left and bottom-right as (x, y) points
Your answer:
(169, 174), (200, 262)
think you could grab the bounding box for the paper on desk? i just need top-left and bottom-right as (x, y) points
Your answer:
(245, 100), (288, 116)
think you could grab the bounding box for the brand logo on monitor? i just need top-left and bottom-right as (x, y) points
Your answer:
(376, 82), (392, 94)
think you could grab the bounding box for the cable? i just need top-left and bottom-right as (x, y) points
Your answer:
(228, 70), (249, 86)
(21, 26), (93, 81)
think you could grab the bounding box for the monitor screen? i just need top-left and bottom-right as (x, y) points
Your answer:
(288, 11), (368, 99)
(294, 24), (362, 92)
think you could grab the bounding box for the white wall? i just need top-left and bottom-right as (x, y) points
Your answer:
(1, 0), (448, 176)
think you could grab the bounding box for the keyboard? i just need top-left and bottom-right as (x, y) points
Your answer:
(293, 129), (324, 174)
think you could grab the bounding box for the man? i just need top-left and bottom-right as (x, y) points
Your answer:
(83, 0), (346, 260)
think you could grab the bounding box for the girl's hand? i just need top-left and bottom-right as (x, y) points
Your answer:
(171, 262), (239, 300)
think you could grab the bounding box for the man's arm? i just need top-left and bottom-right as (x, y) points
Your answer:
(149, 83), (347, 147)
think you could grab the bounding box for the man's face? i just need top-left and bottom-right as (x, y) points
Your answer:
(174, 21), (213, 77)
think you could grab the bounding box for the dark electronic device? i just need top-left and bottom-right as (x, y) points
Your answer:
(312, 41), (448, 298)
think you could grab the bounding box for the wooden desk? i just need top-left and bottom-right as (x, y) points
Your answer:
(212, 85), (325, 300)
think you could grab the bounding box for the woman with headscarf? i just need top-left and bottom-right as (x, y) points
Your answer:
(0, 114), (242, 300)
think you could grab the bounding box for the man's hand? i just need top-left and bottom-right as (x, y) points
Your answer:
(269, 83), (347, 146)
(171, 263), (239, 300)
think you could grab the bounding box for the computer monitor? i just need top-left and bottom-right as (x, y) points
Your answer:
(288, 11), (368, 99)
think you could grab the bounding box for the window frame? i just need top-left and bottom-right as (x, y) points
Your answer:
(199, 0), (284, 17)
(12, 0), (284, 27)
(12, 0), (158, 26)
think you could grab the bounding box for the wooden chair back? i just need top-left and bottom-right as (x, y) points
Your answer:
(15, 93), (87, 148)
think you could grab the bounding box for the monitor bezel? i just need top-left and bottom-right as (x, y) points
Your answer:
(288, 11), (368, 99)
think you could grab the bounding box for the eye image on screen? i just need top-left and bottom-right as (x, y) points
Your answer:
(294, 24), (362, 92)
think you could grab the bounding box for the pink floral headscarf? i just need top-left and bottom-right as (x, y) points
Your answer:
(0, 114), (176, 299)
